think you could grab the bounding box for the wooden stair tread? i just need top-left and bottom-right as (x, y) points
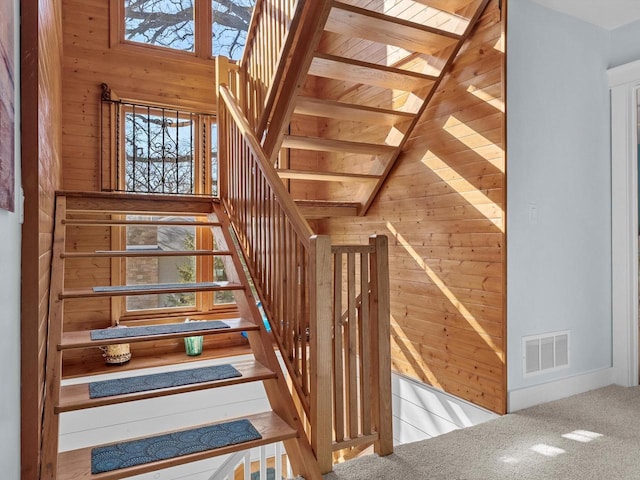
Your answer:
(62, 250), (233, 259)
(59, 190), (217, 215)
(277, 169), (379, 183)
(327, 2), (459, 56)
(57, 360), (276, 413)
(296, 200), (360, 218)
(294, 96), (415, 125)
(282, 134), (396, 156)
(60, 317), (258, 350)
(56, 412), (297, 480)
(60, 281), (244, 299)
(309, 53), (436, 92)
(62, 343), (253, 379)
(62, 219), (222, 227)
(411, 0), (479, 16)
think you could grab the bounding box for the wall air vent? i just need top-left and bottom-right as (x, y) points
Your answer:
(523, 331), (569, 376)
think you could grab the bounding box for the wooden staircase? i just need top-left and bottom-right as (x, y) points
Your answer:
(40, 191), (322, 480)
(236, 0), (491, 217)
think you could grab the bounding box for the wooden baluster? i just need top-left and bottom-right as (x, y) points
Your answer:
(346, 252), (358, 439)
(333, 251), (344, 443)
(359, 251), (372, 436)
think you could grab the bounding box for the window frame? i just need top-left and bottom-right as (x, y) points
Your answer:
(107, 97), (229, 322)
(110, 0), (253, 60)
(113, 215), (219, 321)
(117, 104), (214, 196)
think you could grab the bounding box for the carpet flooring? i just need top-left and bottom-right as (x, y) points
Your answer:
(324, 385), (640, 480)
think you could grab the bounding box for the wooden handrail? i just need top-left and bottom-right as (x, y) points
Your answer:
(217, 64), (392, 473)
(237, 0), (333, 150)
(218, 85), (320, 430)
(238, 0), (299, 133)
(218, 86), (313, 245)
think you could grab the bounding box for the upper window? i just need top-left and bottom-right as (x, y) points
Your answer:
(211, 0), (255, 59)
(124, 0), (196, 52)
(117, 0), (256, 60)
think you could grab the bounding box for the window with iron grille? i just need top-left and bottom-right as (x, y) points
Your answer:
(100, 90), (233, 317)
(123, 106), (197, 195)
(100, 91), (217, 197)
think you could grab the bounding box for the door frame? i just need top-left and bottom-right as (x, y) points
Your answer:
(609, 59), (640, 387)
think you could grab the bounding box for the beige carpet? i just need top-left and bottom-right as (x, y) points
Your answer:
(324, 385), (640, 480)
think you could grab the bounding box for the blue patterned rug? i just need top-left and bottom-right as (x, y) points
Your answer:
(91, 419), (262, 474)
(90, 320), (230, 340)
(88, 364), (242, 398)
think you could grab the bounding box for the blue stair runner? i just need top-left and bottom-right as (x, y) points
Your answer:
(88, 364), (242, 398)
(90, 320), (230, 340)
(91, 419), (262, 474)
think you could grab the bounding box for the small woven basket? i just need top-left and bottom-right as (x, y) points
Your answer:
(102, 343), (132, 365)
(100, 325), (132, 365)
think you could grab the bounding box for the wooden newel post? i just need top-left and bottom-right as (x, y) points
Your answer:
(309, 235), (334, 473)
(370, 234), (393, 456)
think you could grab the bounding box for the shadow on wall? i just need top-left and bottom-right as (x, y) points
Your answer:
(318, 2), (506, 413)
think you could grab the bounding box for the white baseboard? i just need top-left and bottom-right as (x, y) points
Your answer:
(508, 367), (614, 412)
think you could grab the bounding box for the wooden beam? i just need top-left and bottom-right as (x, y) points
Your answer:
(61, 250), (233, 259)
(282, 134), (396, 156)
(60, 191), (217, 215)
(60, 282), (244, 299)
(62, 219), (222, 227)
(295, 200), (360, 218)
(327, 2), (459, 56)
(309, 53), (436, 92)
(294, 96), (415, 126)
(277, 169), (379, 183)
(411, 0), (478, 16)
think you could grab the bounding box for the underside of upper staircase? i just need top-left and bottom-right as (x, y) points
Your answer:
(245, 0), (491, 217)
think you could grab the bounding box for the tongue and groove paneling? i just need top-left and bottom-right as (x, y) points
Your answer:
(315, 0), (506, 413)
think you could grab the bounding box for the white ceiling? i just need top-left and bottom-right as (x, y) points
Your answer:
(529, 0), (640, 30)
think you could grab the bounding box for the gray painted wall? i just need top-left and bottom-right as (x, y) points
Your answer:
(507, 0), (612, 392)
(0, 0), (21, 476)
(609, 19), (640, 68)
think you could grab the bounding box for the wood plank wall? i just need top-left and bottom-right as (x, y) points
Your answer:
(21, 0), (64, 478)
(60, 0), (227, 363)
(315, 0), (506, 413)
(58, 0), (506, 414)
(61, 0), (217, 192)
